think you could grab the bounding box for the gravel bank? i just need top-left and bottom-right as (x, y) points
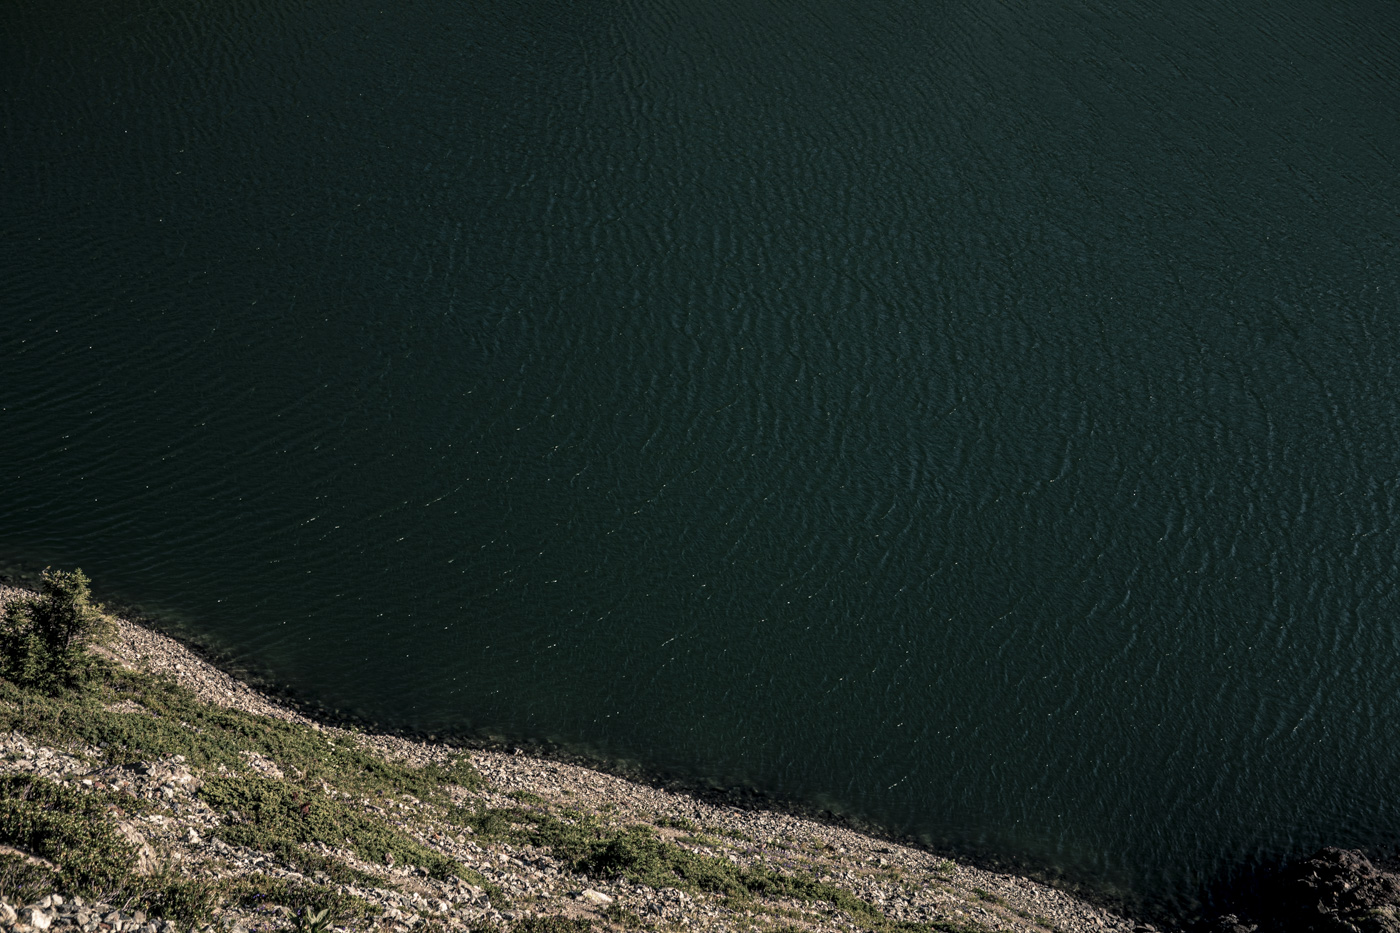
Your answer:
(0, 586), (1152, 933)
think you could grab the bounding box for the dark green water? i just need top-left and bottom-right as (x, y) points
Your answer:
(4, 0), (1399, 918)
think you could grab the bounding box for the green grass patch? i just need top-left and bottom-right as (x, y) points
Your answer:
(654, 815), (698, 833)
(0, 664), (481, 803)
(0, 574), (989, 933)
(0, 851), (56, 906)
(444, 807), (984, 933)
(0, 774), (136, 897)
(0, 774), (379, 930)
(273, 843), (385, 888)
(138, 873), (378, 930)
(0, 659), (503, 892)
(200, 774), (461, 879)
(0, 569), (508, 925)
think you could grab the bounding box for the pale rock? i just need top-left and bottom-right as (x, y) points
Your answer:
(116, 821), (158, 874)
(23, 907), (52, 930)
(580, 890), (614, 906)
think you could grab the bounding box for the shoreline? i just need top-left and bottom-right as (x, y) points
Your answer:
(137, 619), (1143, 915)
(0, 582), (1149, 933)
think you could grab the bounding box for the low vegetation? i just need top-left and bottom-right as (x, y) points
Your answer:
(0, 571), (486, 927)
(0, 572), (1022, 933)
(446, 806), (985, 933)
(0, 773), (136, 895)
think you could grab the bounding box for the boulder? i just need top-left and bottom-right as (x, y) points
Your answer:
(115, 821), (158, 875)
(1258, 848), (1400, 933)
(22, 907), (51, 930)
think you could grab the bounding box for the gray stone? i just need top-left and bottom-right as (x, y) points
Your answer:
(115, 822), (157, 875)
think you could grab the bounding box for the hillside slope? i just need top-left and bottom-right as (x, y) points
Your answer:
(0, 585), (1143, 933)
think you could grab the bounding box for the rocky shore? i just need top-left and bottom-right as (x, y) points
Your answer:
(3, 580), (1396, 933)
(0, 584), (1152, 933)
(1203, 848), (1400, 933)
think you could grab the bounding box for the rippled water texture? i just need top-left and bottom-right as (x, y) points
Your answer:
(4, 0), (1400, 917)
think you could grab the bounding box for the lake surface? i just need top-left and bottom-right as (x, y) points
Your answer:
(4, 0), (1399, 919)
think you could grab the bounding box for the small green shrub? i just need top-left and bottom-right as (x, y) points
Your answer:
(0, 774), (135, 897)
(292, 906), (331, 933)
(492, 811), (990, 933)
(137, 875), (224, 928)
(0, 661), (482, 804)
(452, 804), (519, 839)
(0, 568), (106, 691)
(199, 774), (463, 879)
(0, 851), (57, 905)
(427, 754), (485, 791)
(139, 875), (377, 930)
(655, 815), (699, 832)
